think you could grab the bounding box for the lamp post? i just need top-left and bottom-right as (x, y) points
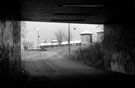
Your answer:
(34, 28), (41, 59)
(34, 28), (40, 49)
(73, 28), (76, 45)
(68, 23), (70, 56)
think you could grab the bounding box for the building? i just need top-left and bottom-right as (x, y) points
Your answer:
(97, 31), (104, 43)
(39, 40), (81, 49)
(80, 31), (93, 45)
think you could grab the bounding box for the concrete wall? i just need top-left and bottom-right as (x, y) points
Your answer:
(0, 21), (21, 81)
(104, 24), (135, 75)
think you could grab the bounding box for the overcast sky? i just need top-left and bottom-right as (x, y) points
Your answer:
(21, 21), (103, 44)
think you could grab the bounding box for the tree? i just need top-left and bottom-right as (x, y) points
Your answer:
(21, 21), (27, 38)
(44, 39), (47, 43)
(64, 32), (72, 41)
(54, 30), (65, 46)
(22, 40), (33, 50)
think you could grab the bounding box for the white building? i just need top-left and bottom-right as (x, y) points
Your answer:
(97, 31), (104, 43)
(80, 31), (93, 45)
(39, 40), (81, 48)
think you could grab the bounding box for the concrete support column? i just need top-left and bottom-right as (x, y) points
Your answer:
(0, 20), (21, 82)
(103, 24), (115, 70)
(104, 23), (135, 74)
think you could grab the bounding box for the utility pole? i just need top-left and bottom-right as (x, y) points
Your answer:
(73, 28), (76, 45)
(68, 23), (70, 56)
(34, 28), (41, 59)
(34, 28), (40, 49)
(37, 29), (40, 49)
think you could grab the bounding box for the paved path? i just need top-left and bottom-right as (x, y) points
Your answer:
(22, 49), (95, 77)
(21, 48), (134, 88)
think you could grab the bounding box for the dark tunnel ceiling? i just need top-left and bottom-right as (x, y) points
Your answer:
(21, 0), (105, 24)
(12, 0), (134, 24)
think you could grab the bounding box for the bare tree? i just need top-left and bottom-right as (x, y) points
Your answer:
(44, 39), (47, 43)
(22, 40), (33, 50)
(21, 21), (27, 38)
(64, 32), (72, 41)
(54, 30), (65, 46)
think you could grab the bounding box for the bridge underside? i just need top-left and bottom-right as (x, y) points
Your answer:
(0, 0), (134, 24)
(0, 0), (134, 87)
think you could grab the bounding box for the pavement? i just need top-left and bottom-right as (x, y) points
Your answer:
(20, 47), (135, 88)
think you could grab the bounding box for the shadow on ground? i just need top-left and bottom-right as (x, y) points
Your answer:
(9, 71), (135, 88)
(19, 60), (135, 88)
(19, 49), (135, 88)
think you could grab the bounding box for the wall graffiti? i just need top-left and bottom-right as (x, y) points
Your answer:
(104, 24), (135, 75)
(111, 51), (132, 73)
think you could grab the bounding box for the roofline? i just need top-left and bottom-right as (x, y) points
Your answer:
(80, 33), (93, 35)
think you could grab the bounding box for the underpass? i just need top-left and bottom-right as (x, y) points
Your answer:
(0, 0), (134, 88)
(22, 46), (95, 77)
(21, 47), (134, 88)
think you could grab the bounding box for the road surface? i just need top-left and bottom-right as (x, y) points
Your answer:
(22, 47), (96, 77)
(21, 47), (134, 88)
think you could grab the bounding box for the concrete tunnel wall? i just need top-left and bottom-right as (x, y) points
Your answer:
(0, 21), (21, 81)
(0, 21), (135, 81)
(0, 20), (135, 84)
(104, 24), (135, 75)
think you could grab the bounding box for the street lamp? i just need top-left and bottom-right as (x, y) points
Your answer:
(34, 28), (40, 49)
(73, 28), (76, 45)
(68, 23), (70, 56)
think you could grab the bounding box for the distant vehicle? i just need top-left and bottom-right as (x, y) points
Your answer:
(40, 46), (47, 51)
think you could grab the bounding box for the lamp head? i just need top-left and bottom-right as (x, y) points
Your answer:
(36, 28), (39, 30)
(34, 28), (39, 30)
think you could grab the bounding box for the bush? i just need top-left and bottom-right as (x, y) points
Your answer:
(70, 43), (104, 69)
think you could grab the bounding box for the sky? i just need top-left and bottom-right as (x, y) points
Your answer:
(21, 21), (103, 44)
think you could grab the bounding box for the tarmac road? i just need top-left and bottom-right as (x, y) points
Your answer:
(22, 47), (95, 77)
(21, 47), (134, 88)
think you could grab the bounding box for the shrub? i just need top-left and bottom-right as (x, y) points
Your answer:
(70, 43), (104, 69)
